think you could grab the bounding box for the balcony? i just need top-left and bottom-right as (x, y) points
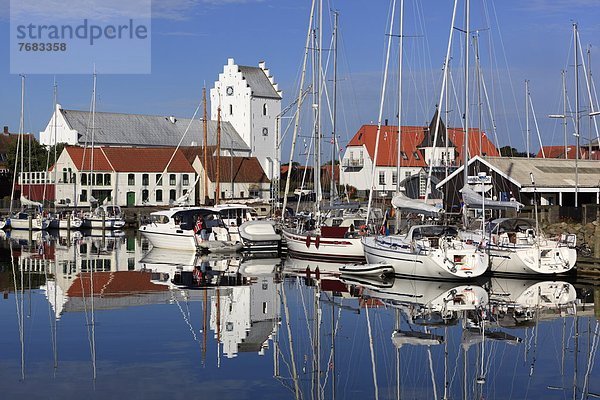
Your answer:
(342, 158), (364, 170)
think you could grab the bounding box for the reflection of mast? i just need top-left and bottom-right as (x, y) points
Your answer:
(395, 309), (401, 400)
(281, 282), (300, 399)
(365, 304), (379, 400)
(203, 287), (208, 365)
(11, 241), (25, 380)
(216, 287), (221, 368)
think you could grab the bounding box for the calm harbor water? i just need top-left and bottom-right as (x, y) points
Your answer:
(0, 229), (598, 400)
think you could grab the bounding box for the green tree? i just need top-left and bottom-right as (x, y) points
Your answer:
(6, 138), (65, 180)
(499, 146), (531, 158)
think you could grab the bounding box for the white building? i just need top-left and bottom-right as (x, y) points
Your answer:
(340, 116), (499, 198)
(211, 58), (282, 180)
(53, 146), (196, 207)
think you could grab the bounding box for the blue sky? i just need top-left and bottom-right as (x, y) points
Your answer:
(1, 0), (599, 160)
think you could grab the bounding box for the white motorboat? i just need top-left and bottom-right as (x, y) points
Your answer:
(238, 220), (281, 252)
(461, 218), (577, 275)
(140, 207), (242, 253)
(362, 225), (488, 280)
(82, 205), (126, 229)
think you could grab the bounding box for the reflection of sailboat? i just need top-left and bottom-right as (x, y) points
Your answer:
(392, 330), (444, 348)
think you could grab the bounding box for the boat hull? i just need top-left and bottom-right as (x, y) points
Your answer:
(9, 217), (49, 230)
(282, 228), (365, 263)
(140, 227), (197, 251)
(485, 244), (576, 275)
(82, 217), (125, 229)
(362, 236), (488, 280)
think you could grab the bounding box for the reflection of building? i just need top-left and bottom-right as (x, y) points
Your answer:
(210, 276), (280, 358)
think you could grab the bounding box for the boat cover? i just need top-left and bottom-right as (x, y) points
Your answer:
(391, 192), (443, 215)
(239, 220), (281, 242)
(461, 187), (524, 211)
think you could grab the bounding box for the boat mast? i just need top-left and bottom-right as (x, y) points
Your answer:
(281, 0), (316, 217)
(461, 0), (470, 228)
(366, 0), (396, 225)
(89, 70), (97, 210)
(563, 70), (568, 158)
(574, 23), (580, 208)
(395, 0), (404, 231)
(203, 87), (208, 204)
(216, 106), (221, 205)
(525, 79), (530, 158)
(330, 11), (339, 207)
(53, 79), (58, 213)
(474, 32), (483, 156)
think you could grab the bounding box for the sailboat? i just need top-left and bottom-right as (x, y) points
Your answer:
(9, 76), (50, 230)
(361, 0), (488, 280)
(77, 72), (125, 230)
(280, 8), (377, 263)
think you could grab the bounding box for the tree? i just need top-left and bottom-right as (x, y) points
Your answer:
(499, 146), (531, 158)
(5, 138), (65, 181)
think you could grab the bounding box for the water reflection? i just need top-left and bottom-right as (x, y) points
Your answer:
(0, 232), (598, 399)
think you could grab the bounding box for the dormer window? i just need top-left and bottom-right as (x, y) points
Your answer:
(413, 151), (420, 160)
(401, 151), (408, 160)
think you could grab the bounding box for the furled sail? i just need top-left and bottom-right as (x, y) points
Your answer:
(391, 192), (443, 214)
(461, 187), (523, 210)
(20, 195), (42, 208)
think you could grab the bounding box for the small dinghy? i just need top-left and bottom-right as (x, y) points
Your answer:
(339, 263), (394, 278)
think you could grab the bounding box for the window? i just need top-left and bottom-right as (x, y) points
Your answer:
(262, 127), (268, 136)
(62, 168), (67, 183)
(156, 189), (163, 202)
(81, 173), (87, 186)
(156, 174), (162, 185)
(96, 173), (103, 186)
(379, 171), (386, 185)
(221, 191), (226, 199)
(392, 171), (397, 185)
(240, 191), (244, 198)
(80, 189), (87, 202)
(169, 189), (176, 201)
(400, 151), (408, 160)
(250, 189), (260, 197)
(229, 104), (233, 115)
(413, 151), (421, 160)
(128, 174), (135, 185)
(263, 103), (268, 116)
(104, 173), (111, 186)
(404, 171), (412, 179)
(142, 174), (149, 186)
(142, 189), (149, 202)
(182, 174), (189, 186)
(169, 174), (176, 186)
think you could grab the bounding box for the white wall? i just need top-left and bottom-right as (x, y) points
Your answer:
(39, 104), (79, 146)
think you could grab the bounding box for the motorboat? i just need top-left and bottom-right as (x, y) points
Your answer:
(82, 205), (126, 229)
(460, 218), (577, 275)
(362, 225), (488, 280)
(140, 207), (242, 253)
(238, 220), (282, 252)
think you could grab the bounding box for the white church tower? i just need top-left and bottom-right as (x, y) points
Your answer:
(211, 58), (282, 180)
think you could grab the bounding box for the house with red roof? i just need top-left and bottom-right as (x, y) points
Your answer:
(49, 146), (196, 207)
(340, 113), (499, 198)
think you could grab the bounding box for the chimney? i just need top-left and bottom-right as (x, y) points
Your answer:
(3, 126), (8, 135)
(384, 119), (388, 126)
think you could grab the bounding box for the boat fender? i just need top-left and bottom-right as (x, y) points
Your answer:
(306, 235), (311, 248)
(315, 235), (320, 249)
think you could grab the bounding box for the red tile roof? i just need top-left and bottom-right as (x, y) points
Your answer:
(347, 124), (499, 167)
(67, 271), (169, 297)
(536, 145), (578, 159)
(65, 146), (195, 173)
(180, 146), (269, 183)
(347, 125), (427, 167)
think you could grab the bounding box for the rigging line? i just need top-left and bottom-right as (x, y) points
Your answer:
(321, 297), (343, 396)
(366, 0), (396, 226)
(580, 321), (599, 400)
(281, 281), (302, 400)
(424, 0), (459, 201)
(576, 34), (600, 147)
(148, 102), (201, 195)
(478, 62), (501, 152)
(44, 257), (58, 370)
(295, 135), (314, 218)
(10, 241), (25, 381)
(528, 89), (546, 158)
(297, 276), (316, 361)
